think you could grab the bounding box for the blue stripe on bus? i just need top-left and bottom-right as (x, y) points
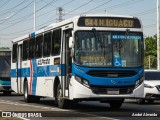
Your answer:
(32, 59), (37, 95)
(72, 64), (144, 86)
(10, 64), (66, 77)
(0, 80), (11, 85)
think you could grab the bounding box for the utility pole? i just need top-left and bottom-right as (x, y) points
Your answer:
(157, 0), (160, 70)
(149, 55), (151, 69)
(34, 0), (36, 31)
(57, 7), (64, 22)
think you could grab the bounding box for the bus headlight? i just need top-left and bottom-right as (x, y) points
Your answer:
(75, 75), (90, 88)
(135, 76), (144, 88)
(75, 75), (82, 83)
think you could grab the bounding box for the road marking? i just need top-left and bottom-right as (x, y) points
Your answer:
(17, 116), (30, 120)
(69, 110), (120, 120)
(0, 100), (68, 111)
(0, 100), (119, 120)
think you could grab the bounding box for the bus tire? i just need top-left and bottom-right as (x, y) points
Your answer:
(24, 81), (32, 103)
(57, 84), (69, 109)
(109, 100), (123, 109)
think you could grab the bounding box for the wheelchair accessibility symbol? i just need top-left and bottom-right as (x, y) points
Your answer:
(114, 58), (122, 67)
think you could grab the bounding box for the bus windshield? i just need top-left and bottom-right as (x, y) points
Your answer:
(74, 31), (143, 67)
(0, 51), (11, 78)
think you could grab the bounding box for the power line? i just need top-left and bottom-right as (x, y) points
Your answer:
(0, 0), (75, 36)
(0, 1), (33, 24)
(2, 0), (44, 24)
(83, 0), (112, 14)
(109, 0), (143, 10)
(95, 0), (143, 13)
(6, 0), (57, 24)
(132, 8), (156, 16)
(0, 0), (57, 31)
(0, 0), (28, 16)
(65, 0), (93, 15)
(0, 0), (156, 39)
(0, 0), (10, 9)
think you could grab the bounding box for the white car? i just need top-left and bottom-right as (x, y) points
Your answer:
(137, 70), (160, 104)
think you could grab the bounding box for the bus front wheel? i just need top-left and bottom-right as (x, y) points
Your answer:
(109, 99), (124, 109)
(56, 84), (70, 109)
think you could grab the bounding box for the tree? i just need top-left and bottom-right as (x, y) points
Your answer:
(144, 35), (157, 69)
(0, 47), (10, 49)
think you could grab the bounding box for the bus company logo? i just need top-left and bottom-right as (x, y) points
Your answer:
(2, 112), (11, 117)
(38, 58), (50, 65)
(111, 80), (117, 85)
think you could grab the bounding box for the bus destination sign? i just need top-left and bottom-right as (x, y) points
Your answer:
(78, 17), (141, 28)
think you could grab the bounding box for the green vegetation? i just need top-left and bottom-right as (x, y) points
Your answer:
(144, 35), (157, 69)
(0, 47), (10, 49)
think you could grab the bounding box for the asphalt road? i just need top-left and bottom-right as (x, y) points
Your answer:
(0, 93), (160, 120)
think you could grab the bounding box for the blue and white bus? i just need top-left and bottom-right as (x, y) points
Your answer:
(0, 49), (12, 95)
(11, 14), (144, 108)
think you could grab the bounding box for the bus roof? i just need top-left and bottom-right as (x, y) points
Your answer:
(12, 14), (140, 43)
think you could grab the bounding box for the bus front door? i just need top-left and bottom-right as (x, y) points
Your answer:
(61, 26), (73, 98)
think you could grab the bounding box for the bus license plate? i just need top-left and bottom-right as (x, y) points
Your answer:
(107, 90), (119, 95)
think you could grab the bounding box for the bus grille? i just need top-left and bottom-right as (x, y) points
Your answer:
(86, 70), (137, 78)
(90, 86), (134, 94)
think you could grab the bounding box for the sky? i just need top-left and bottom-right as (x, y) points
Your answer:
(0, 0), (157, 47)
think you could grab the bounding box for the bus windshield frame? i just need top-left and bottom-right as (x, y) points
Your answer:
(74, 30), (143, 68)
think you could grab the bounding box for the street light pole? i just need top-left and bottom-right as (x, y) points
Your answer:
(157, 0), (160, 70)
(34, 0), (36, 31)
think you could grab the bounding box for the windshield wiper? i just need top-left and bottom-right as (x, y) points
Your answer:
(92, 28), (103, 48)
(120, 28), (130, 49)
(92, 28), (107, 58)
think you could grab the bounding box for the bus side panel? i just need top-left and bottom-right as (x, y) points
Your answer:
(33, 56), (61, 97)
(11, 62), (17, 93)
(35, 77), (54, 97)
(28, 57), (59, 97)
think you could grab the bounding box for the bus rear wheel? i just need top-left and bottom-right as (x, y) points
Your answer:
(56, 84), (70, 109)
(24, 81), (40, 103)
(24, 81), (32, 103)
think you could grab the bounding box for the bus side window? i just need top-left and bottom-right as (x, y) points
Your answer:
(12, 43), (18, 63)
(29, 38), (35, 59)
(35, 34), (43, 58)
(22, 40), (29, 60)
(43, 31), (51, 57)
(52, 29), (61, 55)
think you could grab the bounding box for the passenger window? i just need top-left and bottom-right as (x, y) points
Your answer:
(29, 38), (35, 59)
(22, 40), (29, 60)
(52, 29), (61, 55)
(35, 35), (43, 58)
(12, 43), (18, 63)
(43, 32), (51, 57)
